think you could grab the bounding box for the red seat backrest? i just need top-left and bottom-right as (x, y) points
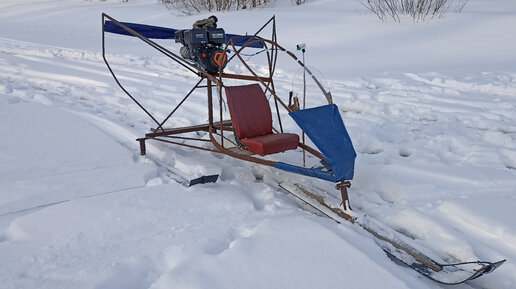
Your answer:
(225, 84), (272, 139)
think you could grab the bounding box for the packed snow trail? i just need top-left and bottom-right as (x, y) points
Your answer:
(0, 91), (425, 289)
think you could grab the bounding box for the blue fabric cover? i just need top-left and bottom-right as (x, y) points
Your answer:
(104, 21), (264, 48)
(274, 162), (339, 182)
(289, 104), (356, 181)
(104, 21), (175, 39)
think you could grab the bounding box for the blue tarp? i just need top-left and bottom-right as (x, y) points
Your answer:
(104, 20), (175, 39)
(274, 162), (339, 182)
(288, 104), (356, 181)
(104, 21), (264, 48)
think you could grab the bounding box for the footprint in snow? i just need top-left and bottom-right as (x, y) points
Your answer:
(203, 224), (257, 255)
(399, 148), (413, 158)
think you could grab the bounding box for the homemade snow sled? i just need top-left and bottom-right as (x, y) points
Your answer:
(102, 13), (505, 284)
(102, 13), (356, 208)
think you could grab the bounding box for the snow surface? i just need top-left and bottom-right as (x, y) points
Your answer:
(1, 0), (515, 288)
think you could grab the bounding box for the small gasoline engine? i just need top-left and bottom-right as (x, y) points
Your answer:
(174, 16), (228, 73)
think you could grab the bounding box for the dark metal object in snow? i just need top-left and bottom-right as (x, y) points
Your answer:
(188, 174), (219, 186)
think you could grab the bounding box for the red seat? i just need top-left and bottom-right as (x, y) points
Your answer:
(225, 84), (299, 156)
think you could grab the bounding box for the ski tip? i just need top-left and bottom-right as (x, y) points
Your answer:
(480, 259), (506, 276)
(466, 259), (506, 282)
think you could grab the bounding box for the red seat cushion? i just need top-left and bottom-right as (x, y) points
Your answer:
(225, 83), (299, 156)
(225, 84), (272, 139)
(241, 133), (299, 156)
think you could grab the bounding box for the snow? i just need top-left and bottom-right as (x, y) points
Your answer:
(1, 0), (515, 288)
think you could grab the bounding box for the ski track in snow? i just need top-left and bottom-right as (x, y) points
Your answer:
(1, 22), (516, 289)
